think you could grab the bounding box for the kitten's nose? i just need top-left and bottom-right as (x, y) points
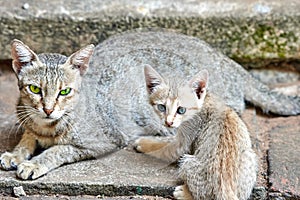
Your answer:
(165, 121), (173, 127)
(43, 108), (54, 116)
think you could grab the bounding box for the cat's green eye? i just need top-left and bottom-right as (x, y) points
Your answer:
(59, 88), (72, 96)
(157, 104), (166, 113)
(177, 106), (186, 115)
(29, 85), (41, 94)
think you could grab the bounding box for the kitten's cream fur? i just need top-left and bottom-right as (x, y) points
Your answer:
(135, 66), (257, 200)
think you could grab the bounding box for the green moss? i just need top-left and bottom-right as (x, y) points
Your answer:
(229, 21), (298, 62)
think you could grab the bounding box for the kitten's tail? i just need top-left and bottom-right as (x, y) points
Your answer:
(243, 74), (300, 116)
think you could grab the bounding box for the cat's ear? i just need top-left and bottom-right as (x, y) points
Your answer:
(189, 69), (209, 100)
(144, 65), (165, 94)
(66, 44), (95, 76)
(11, 39), (39, 74)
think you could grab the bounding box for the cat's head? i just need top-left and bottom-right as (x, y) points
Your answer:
(11, 39), (94, 125)
(144, 65), (208, 128)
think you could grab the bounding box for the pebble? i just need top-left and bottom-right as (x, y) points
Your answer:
(13, 186), (26, 197)
(22, 3), (30, 10)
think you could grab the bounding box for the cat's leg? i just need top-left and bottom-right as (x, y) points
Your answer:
(173, 184), (194, 200)
(16, 144), (94, 180)
(134, 135), (189, 163)
(0, 130), (36, 170)
(134, 137), (170, 153)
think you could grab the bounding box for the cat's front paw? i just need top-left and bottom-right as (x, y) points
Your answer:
(173, 184), (194, 200)
(134, 137), (168, 153)
(17, 161), (49, 180)
(134, 138), (149, 153)
(0, 152), (23, 170)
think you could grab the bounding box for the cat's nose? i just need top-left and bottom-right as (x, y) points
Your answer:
(43, 108), (54, 116)
(165, 121), (173, 127)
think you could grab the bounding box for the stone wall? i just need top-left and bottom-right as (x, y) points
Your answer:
(1, 0), (300, 68)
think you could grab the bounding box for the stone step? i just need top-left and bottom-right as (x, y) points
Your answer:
(1, 0), (300, 69)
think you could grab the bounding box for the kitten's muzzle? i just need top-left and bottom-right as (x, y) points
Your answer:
(165, 121), (173, 127)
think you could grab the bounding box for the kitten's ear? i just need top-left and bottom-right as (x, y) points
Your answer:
(11, 39), (39, 74)
(67, 44), (95, 76)
(189, 70), (209, 100)
(144, 65), (165, 94)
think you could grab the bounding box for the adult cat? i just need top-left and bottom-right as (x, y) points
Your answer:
(0, 40), (169, 179)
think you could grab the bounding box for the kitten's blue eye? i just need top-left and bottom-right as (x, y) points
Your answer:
(59, 88), (72, 96)
(177, 106), (186, 115)
(157, 104), (166, 112)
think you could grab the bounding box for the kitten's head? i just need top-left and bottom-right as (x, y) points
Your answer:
(144, 65), (208, 128)
(11, 39), (94, 125)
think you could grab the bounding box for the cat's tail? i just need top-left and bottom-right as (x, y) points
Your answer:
(243, 73), (300, 116)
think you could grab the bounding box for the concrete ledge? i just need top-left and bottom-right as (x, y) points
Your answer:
(0, 150), (176, 197)
(1, 0), (300, 68)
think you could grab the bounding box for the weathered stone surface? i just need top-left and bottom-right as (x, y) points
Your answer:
(0, 149), (177, 197)
(242, 107), (300, 200)
(1, 0), (300, 68)
(268, 116), (300, 199)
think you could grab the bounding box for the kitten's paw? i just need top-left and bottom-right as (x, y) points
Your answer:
(173, 185), (194, 200)
(134, 137), (167, 153)
(134, 138), (148, 153)
(0, 152), (23, 170)
(17, 161), (49, 180)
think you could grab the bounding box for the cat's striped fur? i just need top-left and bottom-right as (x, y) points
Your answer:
(0, 40), (97, 179)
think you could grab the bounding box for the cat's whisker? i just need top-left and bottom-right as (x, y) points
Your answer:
(16, 105), (34, 108)
(16, 108), (35, 117)
(7, 121), (20, 141)
(15, 110), (33, 116)
(16, 113), (31, 130)
(16, 108), (37, 115)
(7, 113), (31, 142)
(16, 106), (39, 113)
(17, 109), (40, 120)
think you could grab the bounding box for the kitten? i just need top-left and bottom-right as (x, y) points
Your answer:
(135, 65), (258, 200)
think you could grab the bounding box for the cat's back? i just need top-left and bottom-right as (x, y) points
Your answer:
(88, 30), (299, 116)
(88, 31), (245, 114)
(85, 32), (207, 137)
